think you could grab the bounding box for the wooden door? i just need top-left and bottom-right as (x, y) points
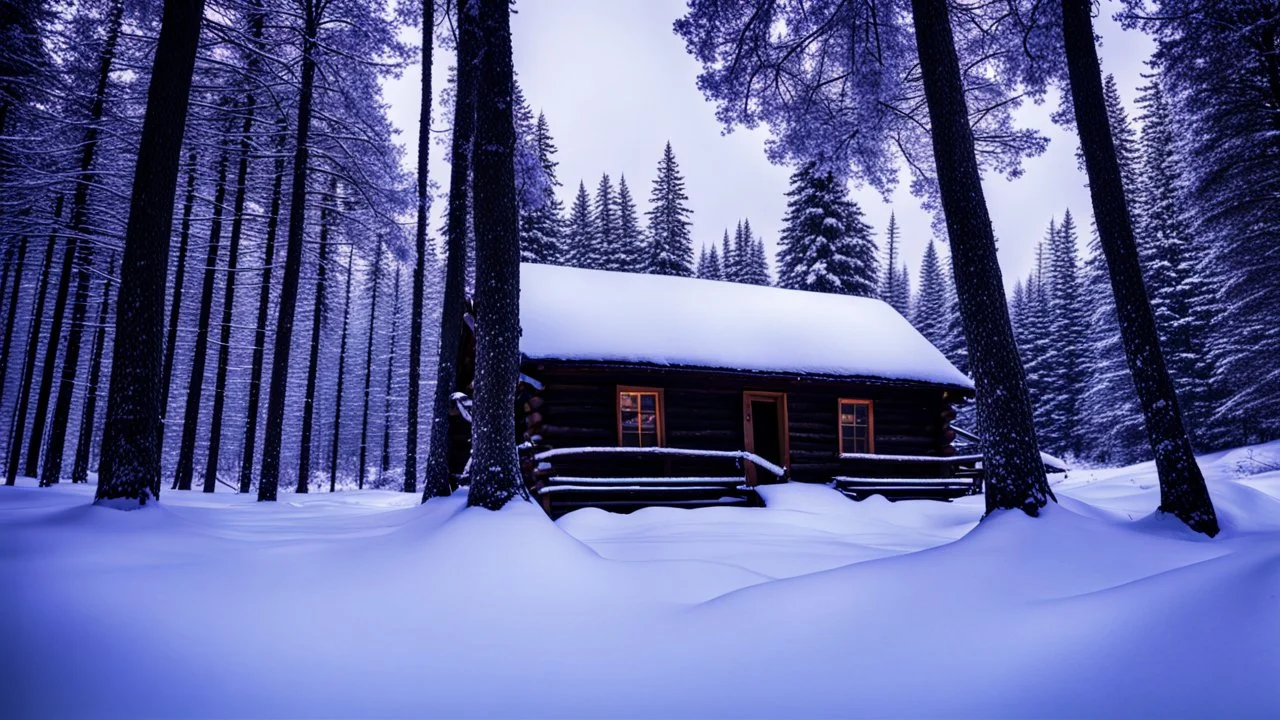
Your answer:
(743, 391), (788, 485)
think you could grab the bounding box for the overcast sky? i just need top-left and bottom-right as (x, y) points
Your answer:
(384, 0), (1156, 291)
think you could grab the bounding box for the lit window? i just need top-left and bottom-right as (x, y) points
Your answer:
(619, 388), (663, 447)
(839, 399), (874, 454)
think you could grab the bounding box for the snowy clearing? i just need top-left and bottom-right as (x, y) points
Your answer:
(3, 443), (1280, 718)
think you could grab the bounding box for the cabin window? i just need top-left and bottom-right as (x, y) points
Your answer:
(618, 387), (664, 447)
(838, 399), (874, 454)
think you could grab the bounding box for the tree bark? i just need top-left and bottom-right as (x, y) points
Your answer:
(237, 124), (288, 493)
(72, 253), (115, 483)
(404, 0), (436, 495)
(381, 264), (401, 484)
(357, 240), (384, 490)
(466, 0), (527, 510)
(910, 0), (1053, 516)
(28, 0), (125, 481)
(161, 149), (198, 434)
(296, 178), (335, 494)
(0, 236), (25, 416)
(1060, 0), (1218, 536)
(6, 196), (61, 486)
(173, 135), (232, 491)
(95, 0), (207, 505)
(258, 7), (320, 502)
(422, 0), (478, 502)
(202, 1), (267, 494)
(328, 245), (355, 492)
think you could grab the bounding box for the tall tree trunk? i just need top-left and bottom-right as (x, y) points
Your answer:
(466, 0), (526, 510)
(161, 149), (198, 439)
(202, 0), (267, 494)
(296, 178), (335, 494)
(95, 0), (207, 505)
(6, 196), (61, 485)
(357, 241), (384, 490)
(237, 124), (288, 493)
(404, 0), (435, 495)
(381, 265), (401, 484)
(27, 0), (125, 480)
(72, 253), (115, 483)
(423, 0), (478, 502)
(173, 136), (232, 491)
(258, 8), (320, 502)
(910, 0), (1052, 516)
(0, 237), (25, 416)
(1060, 0), (1219, 536)
(37, 240), (93, 487)
(328, 245), (355, 493)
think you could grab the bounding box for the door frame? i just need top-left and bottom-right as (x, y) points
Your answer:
(742, 391), (789, 485)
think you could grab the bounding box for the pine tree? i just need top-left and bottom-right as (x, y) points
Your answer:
(95, 0), (207, 505)
(1130, 1), (1280, 447)
(746, 237), (770, 285)
(775, 162), (878, 295)
(405, 0), (435, 494)
(1020, 236), (1053, 437)
(880, 212), (910, 315)
(696, 244), (723, 280)
(1040, 209), (1088, 458)
(562, 181), (595, 269)
(519, 110), (562, 264)
(1081, 75), (1146, 465)
(295, 181), (336, 494)
(615, 174), (646, 271)
(911, 240), (948, 347)
(940, 252), (968, 373)
(1134, 76), (1214, 443)
(720, 229), (735, 281)
(424, 0), (480, 501)
(592, 173), (620, 270)
(1063, 0), (1219, 535)
(466, 0), (527, 510)
(646, 142), (694, 276)
(329, 245), (355, 493)
(357, 242), (384, 490)
(71, 253), (115, 484)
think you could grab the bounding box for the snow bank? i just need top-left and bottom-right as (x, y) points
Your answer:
(519, 263), (973, 388)
(3, 443), (1280, 717)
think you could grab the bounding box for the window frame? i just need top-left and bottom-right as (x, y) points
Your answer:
(616, 386), (665, 448)
(837, 398), (875, 455)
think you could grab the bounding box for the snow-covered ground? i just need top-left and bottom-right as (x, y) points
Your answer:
(3, 444), (1280, 718)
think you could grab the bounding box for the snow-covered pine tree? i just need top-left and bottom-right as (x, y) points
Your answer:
(941, 252), (968, 374)
(1040, 209), (1088, 458)
(911, 239), (948, 348)
(1133, 76), (1214, 444)
(733, 219), (751, 281)
(1080, 74), (1146, 465)
(747, 237), (771, 285)
(880, 212), (910, 315)
(719, 228), (735, 281)
(1129, 1), (1280, 446)
(1063, 0), (1219, 535)
(519, 111), (563, 264)
(695, 245), (716, 279)
(645, 141), (694, 276)
(1020, 236), (1053, 438)
(592, 173), (620, 270)
(615, 174), (646, 272)
(775, 161), (877, 295)
(562, 180), (595, 269)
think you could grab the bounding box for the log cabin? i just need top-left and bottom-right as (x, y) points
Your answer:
(449, 263), (980, 516)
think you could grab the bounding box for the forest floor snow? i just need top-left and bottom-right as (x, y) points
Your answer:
(3, 442), (1280, 718)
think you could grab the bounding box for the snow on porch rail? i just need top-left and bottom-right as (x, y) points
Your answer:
(839, 452), (984, 463)
(533, 446), (787, 479)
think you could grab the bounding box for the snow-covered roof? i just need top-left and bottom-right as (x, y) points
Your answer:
(518, 263), (973, 389)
